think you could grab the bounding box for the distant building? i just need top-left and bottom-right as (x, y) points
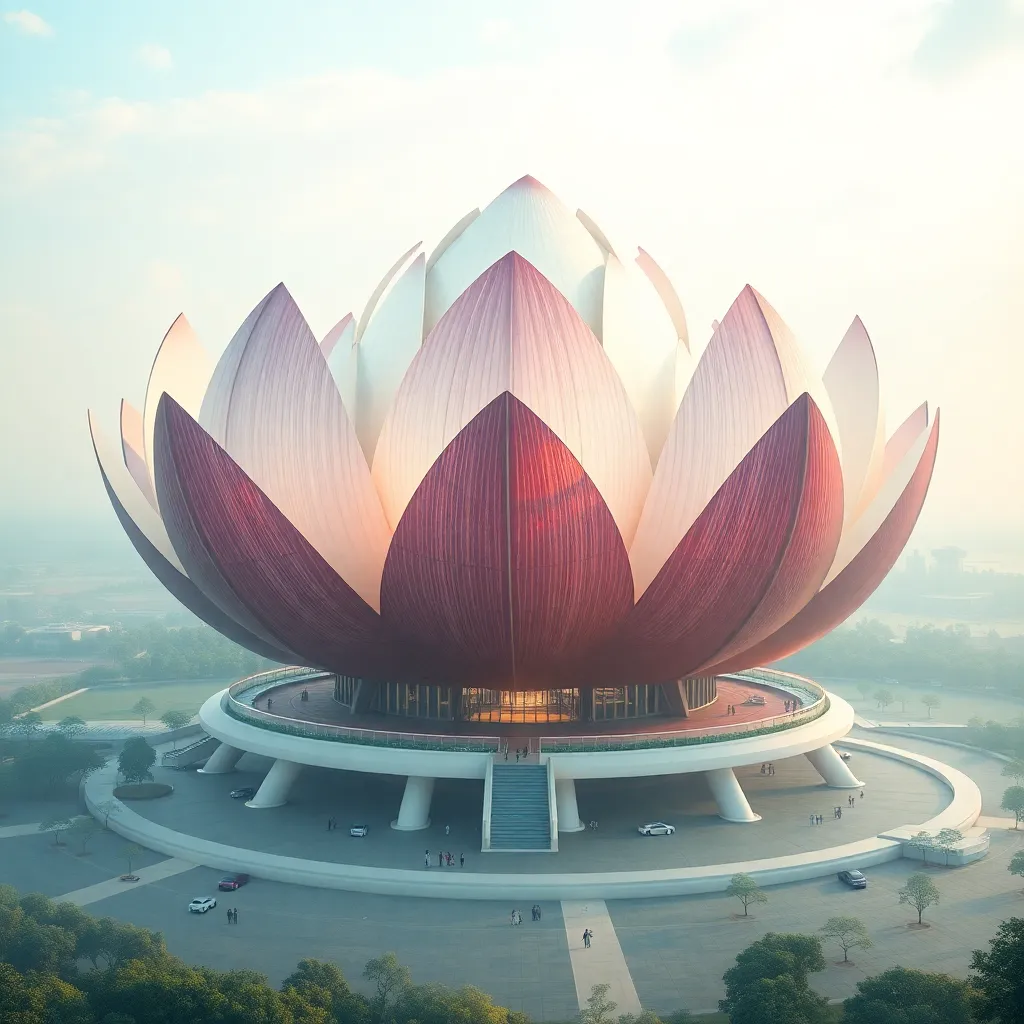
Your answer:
(931, 546), (966, 579)
(23, 623), (110, 649)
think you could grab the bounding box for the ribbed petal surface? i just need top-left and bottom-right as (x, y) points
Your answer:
(588, 394), (843, 685)
(380, 393), (634, 689)
(373, 251), (652, 546)
(199, 284), (392, 610)
(709, 409), (940, 672)
(156, 396), (402, 679)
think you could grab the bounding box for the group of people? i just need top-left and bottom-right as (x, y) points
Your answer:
(809, 791), (864, 825)
(225, 908), (239, 924)
(326, 817), (339, 830)
(425, 850), (464, 868)
(504, 746), (531, 762)
(760, 763), (775, 775)
(724, 704), (739, 715)
(783, 699), (796, 712)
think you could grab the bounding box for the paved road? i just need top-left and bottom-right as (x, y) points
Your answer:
(130, 747), (947, 874)
(2, 733), (1021, 1020)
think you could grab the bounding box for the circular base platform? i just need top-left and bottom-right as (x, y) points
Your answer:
(85, 738), (981, 900)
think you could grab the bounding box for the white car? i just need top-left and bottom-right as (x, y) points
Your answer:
(350, 824), (368, 837)
(188, 897), (217, 914)
(638, 822), (676, 836)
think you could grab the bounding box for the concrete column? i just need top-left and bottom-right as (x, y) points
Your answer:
(555, 777), (586, 832)
(805, 744), (864, 788)
(246, 759), (303, 809)
(705, 767), (762, 823)
(391, 775), (435, 831)
(197, 742), (243, 775)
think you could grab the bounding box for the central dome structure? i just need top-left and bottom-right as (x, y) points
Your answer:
(89, 176), (939, 703)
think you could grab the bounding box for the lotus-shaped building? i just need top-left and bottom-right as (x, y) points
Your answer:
(89, 177), (938, 836)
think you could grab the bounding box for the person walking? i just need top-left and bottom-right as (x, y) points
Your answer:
(860, 790), (865, 800)
(837, 807), (842, 819)
(817, 813), (823, 825)
(439, 851), (444, 867)
(425, 850), (430, 868)
(227, 907), (233, 924)
(445, 824), (450, 836)
(233, 908), (238, 924)
(460, 853), (465, 867)
(760, 764), (766, 774)
(809, 812), (815, 826)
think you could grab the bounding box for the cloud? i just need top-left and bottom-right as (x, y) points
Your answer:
(478, 18), (516, 45)
(914, 0), (1024, 76)
(3, 9), (53, 36)
(136, 43), (173, 71)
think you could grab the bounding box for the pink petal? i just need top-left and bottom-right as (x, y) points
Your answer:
(380, 393), (634, 689)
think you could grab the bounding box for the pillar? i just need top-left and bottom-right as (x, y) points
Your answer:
(246, 759), (303, 809)
(197, 742), (243, 775)
(705, 767), (761, 823)
(391, 775), (435, 831)
(554, 777), (586, 832)
(805, 744), (864, 788)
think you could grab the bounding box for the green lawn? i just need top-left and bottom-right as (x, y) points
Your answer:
(38, 678), (234, 721)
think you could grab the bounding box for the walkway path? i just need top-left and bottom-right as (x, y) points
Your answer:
(561, 900), (641, 1015)
(0, 822), (41, 839)
(56, 857), (196, 907)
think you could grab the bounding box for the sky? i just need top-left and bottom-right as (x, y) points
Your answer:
(1, 0), (1022, 564)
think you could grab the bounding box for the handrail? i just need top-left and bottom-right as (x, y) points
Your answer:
(538, 669), (829, 753)
(223, 668), (501, 753)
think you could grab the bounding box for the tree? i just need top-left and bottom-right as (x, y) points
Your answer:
(282, 958), (369, 1024)
(117, 736), (155, 784)
(579, 983), (617, 1024)
(934, 827), (965, 866)
(921, 694), (941, 718)
(38, 816), (71, 845)
(66, 815), (100, 854)
(363, 952), (410, 1022)
(122, 843), (144, 877)
(57, 715), (87, 739)
(971, 916), (1024, 1022)
(873, 689), (894, 710)
(726, 872), (769, 917)
(899, 872), (940, 924)
(618, 1013), (669, 1024)
(819, 916), (873, 963)
(94, 798), (119, 830)
(1010, 850), (1024, 888)
(13, 711), (43, 740)
(1001, 759), (1024, 785)
(720, 934), (830, 1024)
(843, 966), (978, 1024)
(907, 830), (936, 864)
(1001, 786), (1024, 829)
(131, 697), (157, 726)
(159, 709), (195, 748)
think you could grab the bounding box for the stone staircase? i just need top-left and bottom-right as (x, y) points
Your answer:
(488, 762), (552, 851)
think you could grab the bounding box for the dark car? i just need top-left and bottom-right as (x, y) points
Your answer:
(229, 787), (256, 800)
(218, 874), (250, 891)
(838, 869), (867, 889)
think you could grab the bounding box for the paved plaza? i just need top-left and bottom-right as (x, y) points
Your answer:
(1, 732), (1022, 1019)
(119, 746), (947, 874)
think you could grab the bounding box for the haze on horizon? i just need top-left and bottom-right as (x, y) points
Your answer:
(1, 0), (1021, 566)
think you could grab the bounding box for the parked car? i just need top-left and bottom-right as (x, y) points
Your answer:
(230, 787), (256, 800)
(350, 825), (368, 837)
(218, 874), (249, 891)
(188, 897), (217, 913)
(741, 694), (766, 706)
(838, 869), (867, 889)
(840, 752), (853, 762)
(638, 822), (676, 836)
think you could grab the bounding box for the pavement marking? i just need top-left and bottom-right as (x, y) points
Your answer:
(0, 822), (42, 839)
(57, 857), (196, 906)
(561, 900), (642, 1016)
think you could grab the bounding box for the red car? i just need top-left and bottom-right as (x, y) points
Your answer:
(218, 874), (249, 891)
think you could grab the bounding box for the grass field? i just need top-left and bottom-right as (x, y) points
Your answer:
(37, 678), (233, 721)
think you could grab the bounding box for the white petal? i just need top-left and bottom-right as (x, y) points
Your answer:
(142, 314), (212, 489)
(89, 409), (185, 573)
(355, 251), (426, 461)
(198, 284), (392, 610)
(321, 314), (357, 417)
(424, 175), (606, 337)
(120, 399), (157, 509)
(629, 285), (840, 600)
(635, 247), (690, 351)
(823, 317), (885, 523)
